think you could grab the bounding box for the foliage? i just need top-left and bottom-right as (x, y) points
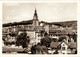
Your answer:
(9, 32), (17, 37)
(16, 32), (30, 48)
(52, 38), (58, 42)
(67, 33), (77, 42)
(72, 33), (77, 42)
(41, 37), (52, 47)
(58, 36), (67, 42)
(31, 43), (48, 54)
(4, 41), (15, 45)
(31, 45), (36, 54)
(44, 32), (48, 36)
(53, 50), (59, 54)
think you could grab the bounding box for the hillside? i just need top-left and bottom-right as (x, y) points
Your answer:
(3, 20), (77, 28)
(47, 21), (77, 27)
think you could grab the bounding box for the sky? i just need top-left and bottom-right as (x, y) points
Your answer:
(3, 3), (77, 24)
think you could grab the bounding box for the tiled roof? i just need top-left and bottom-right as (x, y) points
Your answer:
(58, 40), (69, 46)
(50, 40), (77, 49)
(49, 29), (74, 35)
(69, 42), (77, 48)
(50, 41), (59, 48)
(50, 40), (69, 48)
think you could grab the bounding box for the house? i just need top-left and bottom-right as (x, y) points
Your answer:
(50, 39), (77, 54)
(50, 40), (68, 54)
(58, 40), (69, 54)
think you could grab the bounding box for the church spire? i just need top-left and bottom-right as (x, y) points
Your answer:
(33, 8), (38, 20)
(33, 8), (39, 28)
(35, 7), (37, 13)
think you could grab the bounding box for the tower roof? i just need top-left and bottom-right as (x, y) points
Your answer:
(33, 8), (38, 20)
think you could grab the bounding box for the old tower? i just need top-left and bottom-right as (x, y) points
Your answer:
(33, 8), (39, 29)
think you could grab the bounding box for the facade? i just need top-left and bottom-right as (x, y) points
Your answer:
(59, 41), (68, 54)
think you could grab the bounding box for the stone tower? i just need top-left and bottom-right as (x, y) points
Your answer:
(33, 8), (39, 29)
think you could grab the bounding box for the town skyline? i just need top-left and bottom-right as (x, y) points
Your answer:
(3, 3), (77, 24)
(2, 3), (77, 54)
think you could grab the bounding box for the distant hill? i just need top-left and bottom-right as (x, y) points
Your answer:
(48, 21), (77, 27)
(40, 20), (77, 27)
(2, 20), (33, 27)
(3, 20), (77, 28)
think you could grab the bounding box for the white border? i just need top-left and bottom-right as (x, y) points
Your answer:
(0, 0), (80, 57)
(0, 0), (78, 2)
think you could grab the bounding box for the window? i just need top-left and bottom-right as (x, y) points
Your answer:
(62, 47), (65, 50)
(50, 35), (52, 36)
(63, 44), (65, 46)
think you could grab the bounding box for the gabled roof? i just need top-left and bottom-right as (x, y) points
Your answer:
(50, 40), (77, 49)
(58, 40), (69, 46)
(50, 40), (69, 48)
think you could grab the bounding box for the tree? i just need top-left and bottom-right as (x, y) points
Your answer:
(52, 38), (58, 42)
(58, 36), (66, 42)
(40, 30), (45, 37)
(31, 45), (36, 54)
(41, 37), (52, 47)
(72, 33), (77, 42)
(41, 45), (48, 54)
(40, 31), (52, 47)
(16, 32), (30, 48)
(75, 50), (77, 54)
(31, 43), (48, 54)
(67, 33), (71, 38)
(53, 50), (59, 54)
(9, 32), (17, 37)
(44, 32), (48, 36)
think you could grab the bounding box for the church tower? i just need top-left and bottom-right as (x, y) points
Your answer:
(33, 8), (39, 28)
